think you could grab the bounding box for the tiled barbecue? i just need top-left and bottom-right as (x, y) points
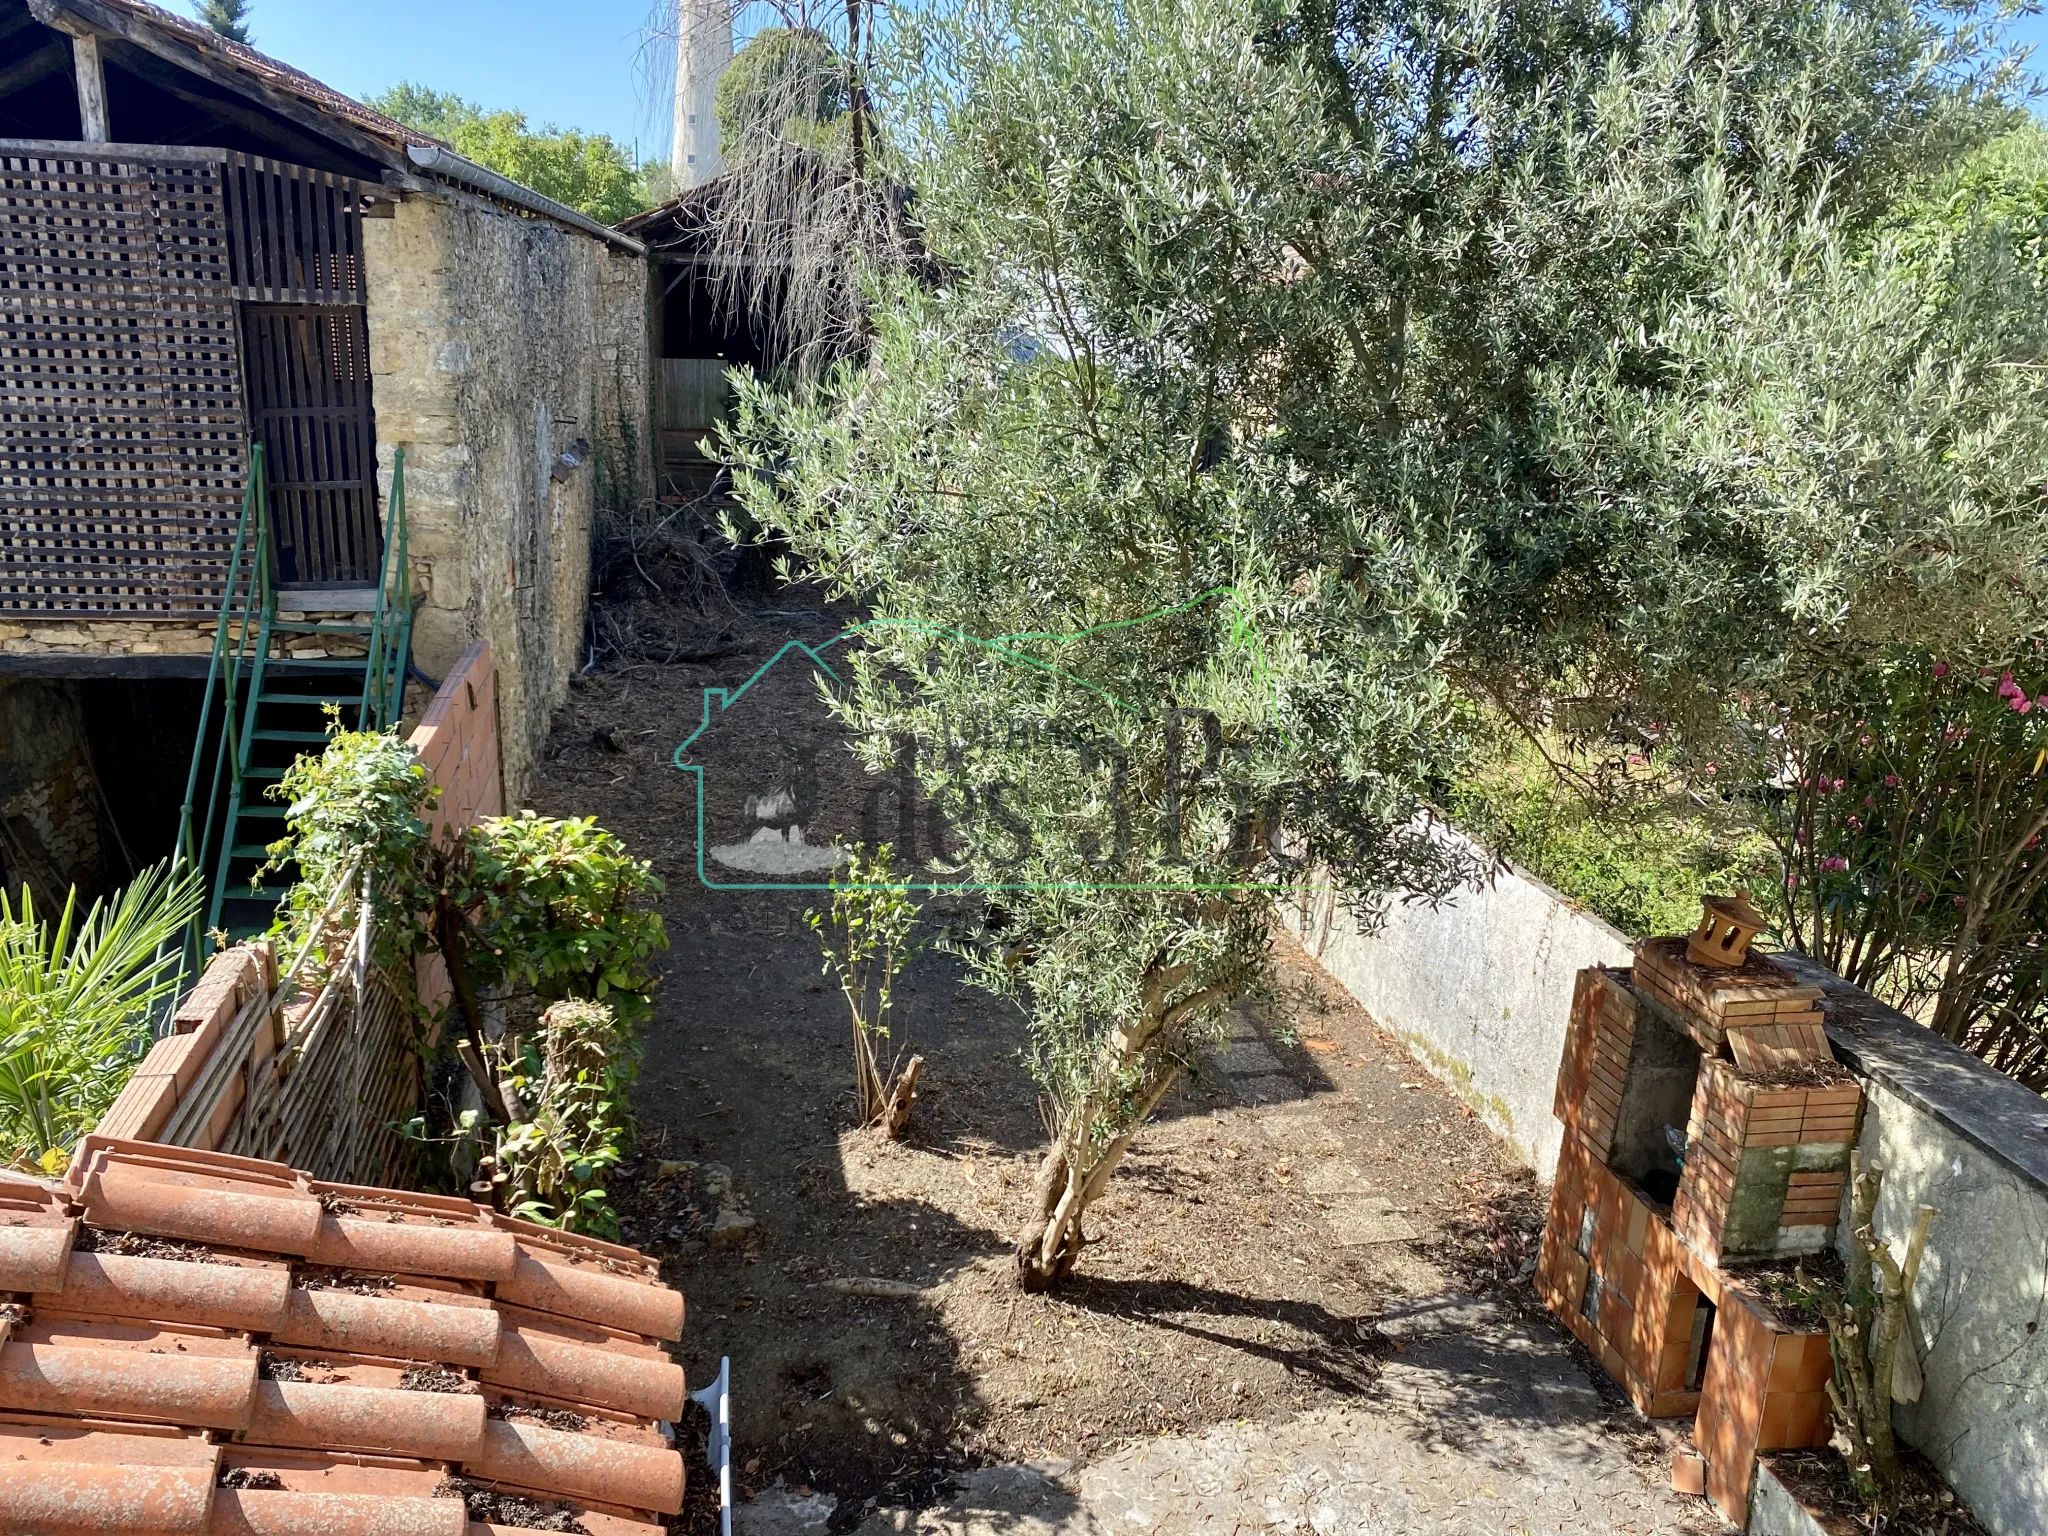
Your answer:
(1538, 897), (1865, 1527)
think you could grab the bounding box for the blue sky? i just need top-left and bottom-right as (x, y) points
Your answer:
(205, 0), (2048, 165)
(216, 0), (683, 162)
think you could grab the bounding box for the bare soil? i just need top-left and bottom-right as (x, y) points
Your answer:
(530, 590), (1689, 1528)
(1768, 1449), (1990, 1535)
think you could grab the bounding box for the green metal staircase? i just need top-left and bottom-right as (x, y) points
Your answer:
(173, 445), (415, 961)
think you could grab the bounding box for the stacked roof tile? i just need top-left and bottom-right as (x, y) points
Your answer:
(0, 1137), (689, 1535)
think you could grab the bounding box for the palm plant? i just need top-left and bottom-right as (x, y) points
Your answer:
(0, 864), (204, 1171)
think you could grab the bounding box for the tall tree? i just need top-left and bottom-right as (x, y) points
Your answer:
(368, 84), (649, 225)
(733, 0), (2043, 1289)
(196, 0), (252, 45)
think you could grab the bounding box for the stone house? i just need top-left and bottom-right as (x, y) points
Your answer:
(0, 0), (650, 906)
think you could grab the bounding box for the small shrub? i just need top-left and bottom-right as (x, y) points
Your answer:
(808, 844), (921, 1135)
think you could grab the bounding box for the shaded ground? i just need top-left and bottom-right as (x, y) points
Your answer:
(530, 597), (1717, 1533)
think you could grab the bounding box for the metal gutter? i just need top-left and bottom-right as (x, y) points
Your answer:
(405, 144), (646, 256)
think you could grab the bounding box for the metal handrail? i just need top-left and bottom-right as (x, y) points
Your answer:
(167, 444), (272, 1012)
(363, 447), (410, 729)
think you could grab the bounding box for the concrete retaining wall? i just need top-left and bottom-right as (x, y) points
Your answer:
(1291, 853), (2048, 1536)
(1288, 840), (1632, 1179)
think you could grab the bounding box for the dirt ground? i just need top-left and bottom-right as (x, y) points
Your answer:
(530, 587), (1708, 1531)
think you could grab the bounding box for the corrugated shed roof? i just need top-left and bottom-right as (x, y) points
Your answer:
(0, 1138), (689, 1534)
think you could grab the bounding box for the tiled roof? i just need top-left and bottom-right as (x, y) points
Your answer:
(0, 1138), (689, 1534)
(85, 0), (439, 154)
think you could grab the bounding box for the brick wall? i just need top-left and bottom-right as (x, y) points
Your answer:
(408, 640), (504, 837)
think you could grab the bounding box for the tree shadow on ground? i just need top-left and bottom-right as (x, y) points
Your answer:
(1056, 1274), (1390, 1397)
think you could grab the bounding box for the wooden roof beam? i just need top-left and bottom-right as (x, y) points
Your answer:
(0, 35), (65, 100)
(99, 37), (381, 176)
(26, 0), (409, 172)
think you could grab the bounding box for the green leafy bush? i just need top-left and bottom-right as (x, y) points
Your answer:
(456, 812), (668, 1026)
(1447, 743), (1775, 940)
(478, 999), (639, 1235)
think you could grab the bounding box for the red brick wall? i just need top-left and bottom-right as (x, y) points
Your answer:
(408, 640), (504, 839)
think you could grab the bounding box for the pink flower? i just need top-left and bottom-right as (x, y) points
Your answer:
(1884, 774), (1901, 787)
(1933, 663), (1950, 678)
(1833, 778), (1846, 791)
(2035, 695), (2047, 710)
(1821, 856), (1850, 873)
(2014, 696), (2034, 715)
(1704, 762), (1718, 776)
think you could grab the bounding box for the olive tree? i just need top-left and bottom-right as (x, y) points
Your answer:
(732, 0), (2042, 1288)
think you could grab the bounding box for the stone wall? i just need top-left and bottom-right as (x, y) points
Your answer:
(0, 677), (111, 905)
(364, 190), (649, 806)
(1294, 853), (2048, 1536)
(1, 603), (371, 662)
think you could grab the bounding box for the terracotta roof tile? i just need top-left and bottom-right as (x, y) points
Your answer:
(274, 1282), (501, 1366)
(498, 1241), (686, 1342)
(36, 1250), (291, 1333)
(248, 1375), (487, 1460)
(309, 1183), (519, 1283)
(2, 1139), (694, 1530)
(71, 1140), (323, 1255)
(470, 1413), (686, 1515)
(0, 1175), (77, 1292)
(485, 1306), (688, 1421)
(212, 1450), (463, 1536)
(0, 1335), (257, 1428)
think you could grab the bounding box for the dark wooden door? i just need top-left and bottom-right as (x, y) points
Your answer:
(223, 154), (380, 588)
(240, 304), (378, 585)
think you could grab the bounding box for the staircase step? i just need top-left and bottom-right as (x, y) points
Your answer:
(277, 584), (380, 611)
(237, 803), (288, 817)
(267, 658), (374, 671)
(229, 843), (282, 860)
(257, 693), (359, 707)
(253, 729), (333, 743)
(243, 766), (290, 780)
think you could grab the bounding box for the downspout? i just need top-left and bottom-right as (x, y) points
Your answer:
(404, 145), (647, 256)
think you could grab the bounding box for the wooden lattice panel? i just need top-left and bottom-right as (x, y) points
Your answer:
(0, 141), (252, 618)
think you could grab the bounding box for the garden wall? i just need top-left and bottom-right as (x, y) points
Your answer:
(92, 652), (509, 1187)
(1288, 856), (2048, 1536)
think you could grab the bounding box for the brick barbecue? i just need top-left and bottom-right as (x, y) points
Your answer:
(1538, 897), (1863, 1527)
(0, 1136), (691, 1535)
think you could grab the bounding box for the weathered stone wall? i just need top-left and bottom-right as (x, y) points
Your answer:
(364, 190), (649, 805)
(0, 603), (371, 662)
(0, 677), (110, 904)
